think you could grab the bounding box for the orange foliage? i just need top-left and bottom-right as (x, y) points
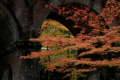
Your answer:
(21, 0), (120, 79)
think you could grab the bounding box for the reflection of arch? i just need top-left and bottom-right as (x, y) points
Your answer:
(2, 64), (13, 80)
(46, 2), (107, 36)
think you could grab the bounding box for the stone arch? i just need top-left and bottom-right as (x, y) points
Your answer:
(40, 2), (110, 80)
(46, 2), (99, 36)
(33, 0), (106, 37)
(0, 1), (21, 80)
(0, 0), (20, 47)
(49, 0), (107, 14)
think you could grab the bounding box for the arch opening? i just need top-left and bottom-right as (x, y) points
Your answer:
(40, 19), (73, 37)
(46, 2), (98, 36)
(40, 19), (74, 49)
(38, 2), (111, 80)
(39, 19), (74, 80)
(46, 2), (109, 36)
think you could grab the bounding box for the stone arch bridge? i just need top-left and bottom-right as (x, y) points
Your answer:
(0, 0), (120, 80)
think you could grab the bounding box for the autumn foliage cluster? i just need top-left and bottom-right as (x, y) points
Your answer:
(21, 0), (120, 79)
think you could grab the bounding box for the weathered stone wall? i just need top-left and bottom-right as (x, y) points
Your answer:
(0, 0), (19, 47)
(2, 0), (106, 38)
(0, 1), (20, 80)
